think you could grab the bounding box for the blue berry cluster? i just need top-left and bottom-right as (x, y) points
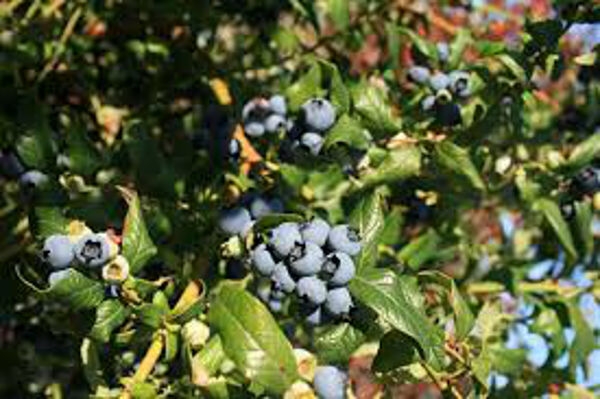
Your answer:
(40, 223), (128, 291)
(218, 194), (284, 237)
(408, 63), (471, 127)
(250, 219), (360, 325)
(241, 96), (337, 156)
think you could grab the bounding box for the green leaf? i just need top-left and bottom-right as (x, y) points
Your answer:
(349, 269), (445, 370)
(89, 299), (129, 343)
(397, 229), (441, 270)
(566, 300), (595, 373)
(80, 338), (105, 390)
(361, 145), (421, 188)
(574, 201), (594, 259)
(563, 133), (600, 172)
(192, 336), (226, 379)
(474, 41), (506, 56)
(135, 303), (168, 329)
(33, 207), (68, 239)
(164, 330), (179, 362)
(352, 83), (401, 137)
(324, 114), (370, 150)
(118, 187), (157, 274)
(327, 0), (349, 30)
(397, 27), (437, 60)
(313, 323), (365, 364)
(448, 29), (472, 69)
(533, 198), (577, 259)
(208, 285), (298, 394)
(66, 123), (102, 176)
(496, 54), (527, 83)
(419, 271), (474, 341)
(48, 269), (105, 311)
(130, 382), (157, 399)
(435, 141), (485, 191)
(372, 330), (418, 372)
(350, 188), (385, 272)
(286, 63), (323, 111)
(16, 130), (55, 169)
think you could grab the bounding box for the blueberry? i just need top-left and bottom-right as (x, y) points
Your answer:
(300, 218), (331, 247)
(322, 252), (355, 286)
(244, 121), (265, 137)
(408, 66), (431, 84)
(327, 225), (361, 256)
(299, 132), (324, 156)
(289, 242), (324, 276)
(242, 98), (270, 121)
(429, 72), (450, 92)
(435, 102), (462, 126)
(74, 233), (112, 268)
(301, 98), (336, 132)
(296, 276), (327, 306)
(268, 298), (283, 313)
(249, 196), (283, 219)
(305, 306), (325, 326)
(437, 42), (450, 62)
(421, 95), (436, 112)
(219, 207), (252, 236)
(265, 114), (287, 133)
(522, 332), (549, 368)
(42, 234), (75, 269)
(268, 222), (303, 258)
(324, 287), (353, 317)
(269, 95), (287, 116)
(448, 71), (471, 97)
(48, 268), (73, 287)
(271, 263), (296, 293)
(571, 167), (600, 196)
(19, 170), (48, 189)
(314, 366), (347, 399)
(0, 151), (24, 178)
(251, 243), (277, 276)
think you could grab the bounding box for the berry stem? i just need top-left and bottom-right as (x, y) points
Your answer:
(120, 332), (164, 399)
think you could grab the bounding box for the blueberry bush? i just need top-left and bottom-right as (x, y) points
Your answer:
(1, 0), (600, 397)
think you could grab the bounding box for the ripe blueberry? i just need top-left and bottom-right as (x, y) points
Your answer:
(219, 207), (252, 236)
(421, 95), (436, 112)
(265, 114), (288, 133)
(305, 306), (325, 326)
(0, 151), (24, 179)
(299, 132), (324, 156)
(251, 243), (277, 276)
(271, 263), (296, 294)
(268, 298), (283, 313)
(268, 95), (287, 116)
(74, 233), (112, 268)
(244, 121), (265, 137)
(268, 222), (303, 258)
(301, 98), (336, 132)
(408, 66), (431, 84)
(435, 102), (462, 126)
(322, 252), (355, 287)
(448, 71), (471, 98)
(228, 139), (240, 159)
(300, 218), (330, 247)
(42, 234), (75, 269)
(288, 242), (324, 276)
(324, 287), (353, 317)
(313, 366), (347, 399)
(296, 276), (327, 306)
(571, 167), (600, 196)
(19, 170), (48, 189)
(429, 72), (450, 92)
(327, 225), (361, 256)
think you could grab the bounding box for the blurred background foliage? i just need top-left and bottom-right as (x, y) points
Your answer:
(1, 0), (600, 398)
